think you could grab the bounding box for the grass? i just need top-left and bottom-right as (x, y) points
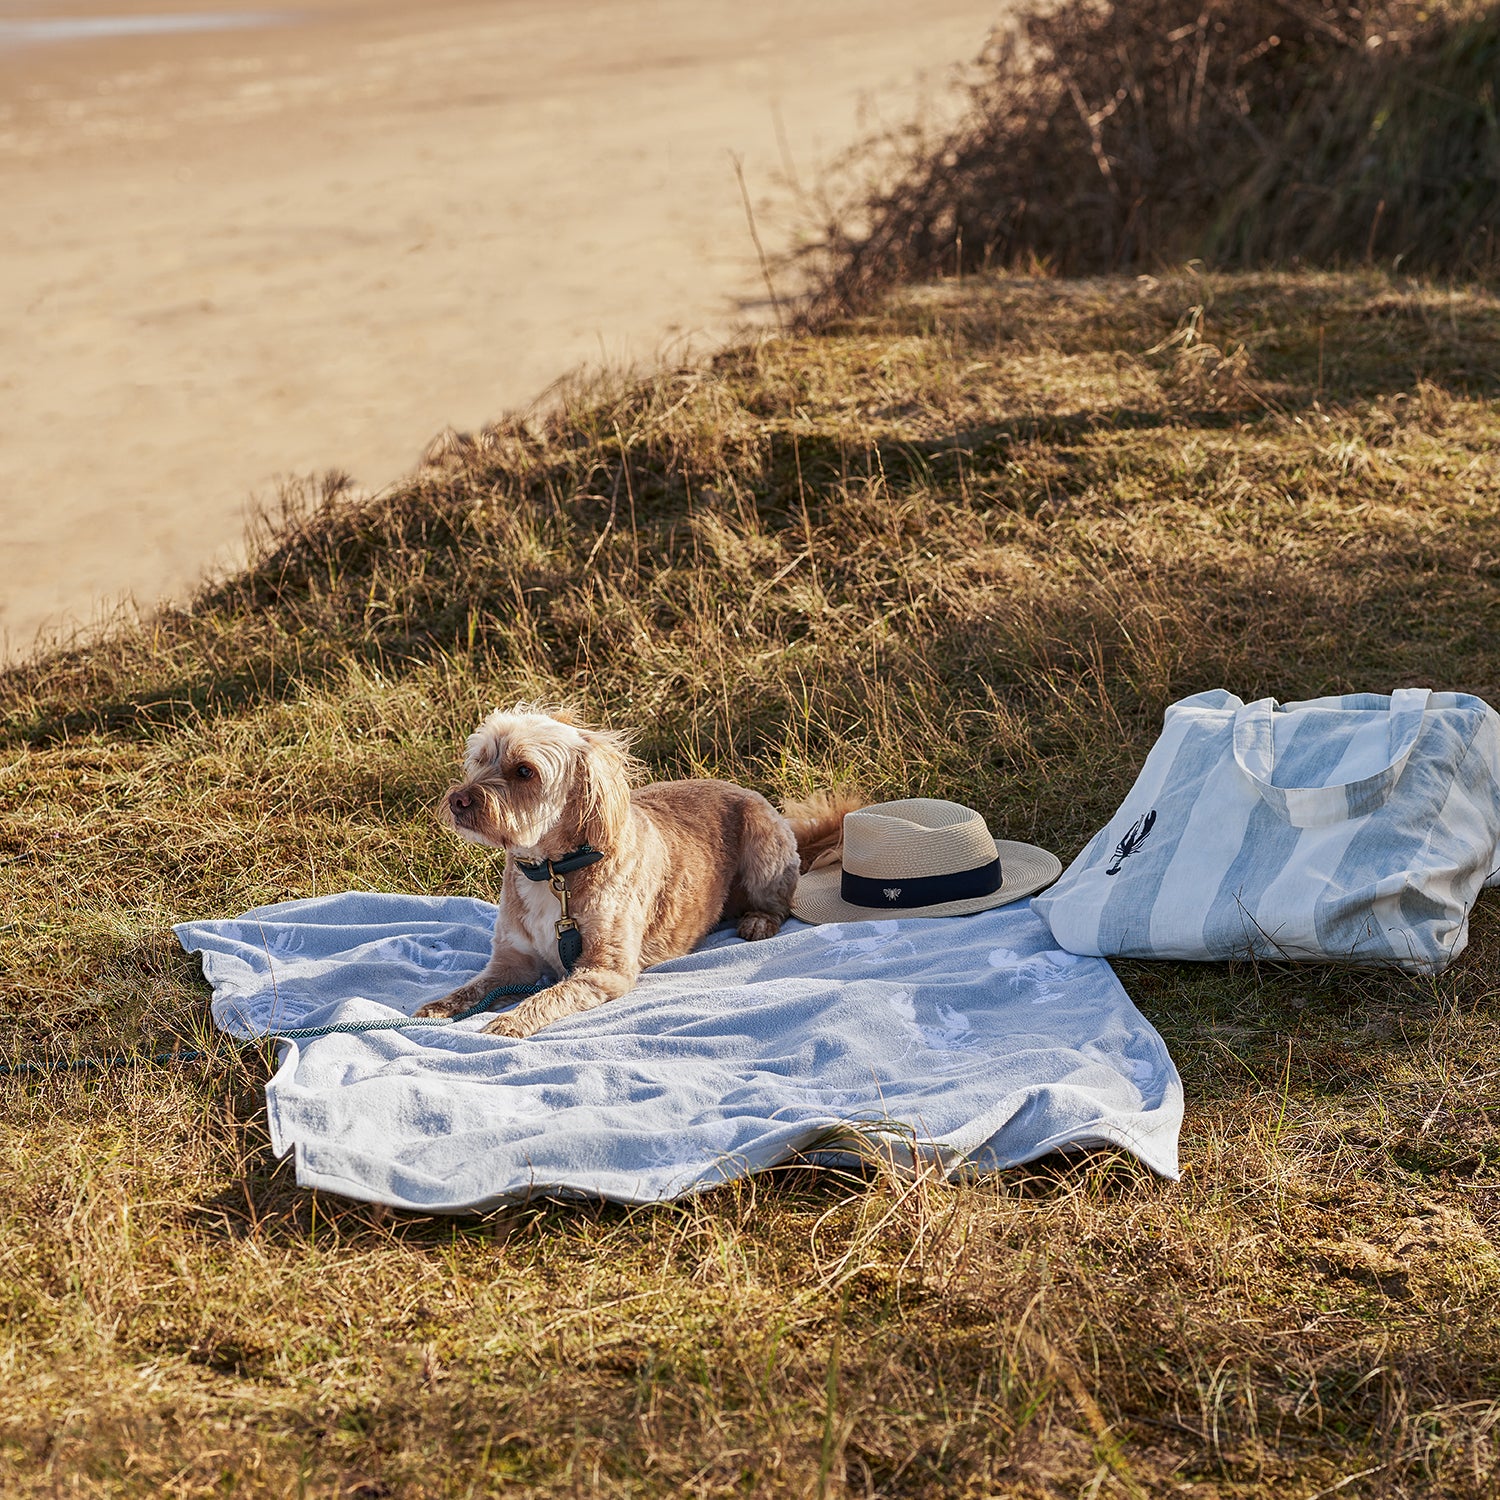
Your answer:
(4, 266), (1500, 1494)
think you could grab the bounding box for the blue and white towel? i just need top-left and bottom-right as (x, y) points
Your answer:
(175, 891), (1183, 1212)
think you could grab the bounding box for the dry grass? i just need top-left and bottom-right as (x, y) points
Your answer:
(4, 268), (1500, 1494)
(807, 0), (1500, 312)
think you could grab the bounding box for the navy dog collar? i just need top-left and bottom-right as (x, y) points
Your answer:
(512, 845), (605, 882)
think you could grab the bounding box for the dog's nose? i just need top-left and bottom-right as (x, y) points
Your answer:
(449, 788), (474, 815)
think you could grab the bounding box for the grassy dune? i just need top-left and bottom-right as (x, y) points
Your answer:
(3, 267), (1500, 1494)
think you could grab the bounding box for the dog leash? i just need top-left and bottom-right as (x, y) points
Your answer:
(512, 844), (604, 974)
(0, 981), (550, 1080)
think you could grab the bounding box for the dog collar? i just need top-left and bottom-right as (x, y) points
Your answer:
(511, 845), (605, 882)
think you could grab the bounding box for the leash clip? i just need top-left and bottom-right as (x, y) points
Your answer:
(549, 872), (584, 972)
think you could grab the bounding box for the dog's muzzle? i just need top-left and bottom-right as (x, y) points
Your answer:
(448, 787), (478, 825)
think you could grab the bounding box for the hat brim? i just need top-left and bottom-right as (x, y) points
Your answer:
(789, 840), (1062, 925)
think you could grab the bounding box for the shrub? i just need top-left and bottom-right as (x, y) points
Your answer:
(810, 0), (1500, 310)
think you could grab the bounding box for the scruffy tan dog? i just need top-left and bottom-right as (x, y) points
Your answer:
(417, 705), (854, 1037)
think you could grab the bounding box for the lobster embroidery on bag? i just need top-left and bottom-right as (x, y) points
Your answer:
(1105, 809), (1157, 876)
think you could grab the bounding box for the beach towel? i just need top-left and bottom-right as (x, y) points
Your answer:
(175, 891), (1183, 1212)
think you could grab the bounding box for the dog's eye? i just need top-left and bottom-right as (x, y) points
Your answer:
(514, 763), (536, 781)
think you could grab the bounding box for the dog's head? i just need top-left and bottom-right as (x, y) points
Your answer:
(440, 704), (637, 856)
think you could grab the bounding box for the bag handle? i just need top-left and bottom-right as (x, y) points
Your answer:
(1231, 688), (1431, 827)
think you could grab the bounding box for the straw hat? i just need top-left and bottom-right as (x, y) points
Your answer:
(790, 797), (1061, 925)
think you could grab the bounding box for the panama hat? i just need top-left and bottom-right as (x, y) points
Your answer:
(790, 797), (1061, 925)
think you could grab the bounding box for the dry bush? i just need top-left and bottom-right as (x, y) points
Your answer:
(809, 0), (1500, 312)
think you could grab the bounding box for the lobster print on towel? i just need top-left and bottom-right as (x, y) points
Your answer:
(1105, 809), (1157, 876)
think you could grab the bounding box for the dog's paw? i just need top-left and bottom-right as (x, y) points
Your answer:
(481, 1010), (536, 1038)
(414, 995), (468, 1019)
(737, 911), (784, 942)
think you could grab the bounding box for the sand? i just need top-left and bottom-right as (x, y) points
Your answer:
(0, 0), (999, 658)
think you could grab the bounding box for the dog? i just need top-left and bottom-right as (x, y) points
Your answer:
(415, 704), (857, 1037)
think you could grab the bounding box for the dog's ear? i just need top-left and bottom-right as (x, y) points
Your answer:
(575, 727), (636, 849)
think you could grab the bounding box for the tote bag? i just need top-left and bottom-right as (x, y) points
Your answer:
(1033, 689), (1500, 973)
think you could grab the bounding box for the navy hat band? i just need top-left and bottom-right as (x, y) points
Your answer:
(839, 856), (1002, 910)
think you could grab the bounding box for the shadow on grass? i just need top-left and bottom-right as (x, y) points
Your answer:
(4, 271), (1498, 753)
(4, 406), (1489, 754)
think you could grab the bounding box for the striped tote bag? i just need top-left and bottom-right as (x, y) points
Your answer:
(1033, 689), (1500, 973)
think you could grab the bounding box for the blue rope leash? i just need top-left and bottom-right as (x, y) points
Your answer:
(0, 982), (548, 1080)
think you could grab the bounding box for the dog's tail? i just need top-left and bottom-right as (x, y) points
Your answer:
(781, 791), (865, 874)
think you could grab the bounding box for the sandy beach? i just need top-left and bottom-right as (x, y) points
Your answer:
(0, 0), (999, 658)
